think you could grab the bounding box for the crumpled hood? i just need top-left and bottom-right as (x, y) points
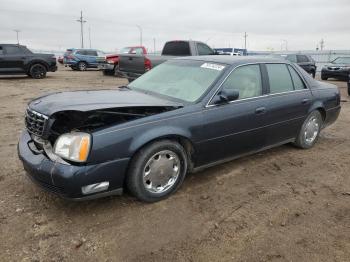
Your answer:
(28, 89), (182, 116)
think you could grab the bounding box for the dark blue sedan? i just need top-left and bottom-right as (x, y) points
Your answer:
(18, 56), (341, 202)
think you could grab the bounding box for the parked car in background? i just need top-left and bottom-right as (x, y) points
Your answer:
(99, 46), (147, 76)
(118, 40), (216, 82)
(0, 44), (57, 79)
(272, 54), (317, 78)
(18, 56), (340, 202)
(63, 48), (105, 71)
(321, 57), (350, 81)
(57, 56), (64, 64)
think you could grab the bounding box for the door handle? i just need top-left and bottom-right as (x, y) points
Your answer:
(301, 98), (310, 104)
(255, 107), (266, 115)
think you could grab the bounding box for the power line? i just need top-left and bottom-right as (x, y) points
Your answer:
(76, 11), (86, 48)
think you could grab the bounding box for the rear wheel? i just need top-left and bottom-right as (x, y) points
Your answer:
(30, 64), (47, 79)
(294, 111), (323, 149)
(126, 140), (188, 202)
(347, 83), (350, 96)
(77, 61), (87, 71)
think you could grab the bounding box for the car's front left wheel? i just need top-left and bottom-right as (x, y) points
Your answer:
(126, 140), (188, 202)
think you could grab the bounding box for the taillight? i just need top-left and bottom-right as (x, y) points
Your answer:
(144, 58), (152, 71)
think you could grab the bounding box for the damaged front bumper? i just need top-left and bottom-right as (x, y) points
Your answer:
(18, 131), (129, 200)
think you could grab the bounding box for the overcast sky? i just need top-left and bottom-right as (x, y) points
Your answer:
(0, 0), (349, 53)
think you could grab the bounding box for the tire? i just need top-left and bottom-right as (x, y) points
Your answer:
(347, 84), (350, 96)
(321, 74), (328, 81)
(127, 78), (133, 83)
(29, 64), (47, 79)
(113, 64), (119, 77)
(77, 61), (87, 71)
(294, 111), (323, 149)
(126, 140), (188, 202)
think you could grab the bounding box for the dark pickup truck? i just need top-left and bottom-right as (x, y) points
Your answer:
(0, 44), (57, 79)
(118, 40), (215, 81)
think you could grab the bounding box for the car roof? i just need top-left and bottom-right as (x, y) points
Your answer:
(175, 55), (286, 65)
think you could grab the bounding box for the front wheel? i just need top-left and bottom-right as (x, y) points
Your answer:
(310, 71), (316, 78)
(126, 140), (188, 202)
(294, 111), (323, 149)
(30, 64), (47, 79)
(321, 74), (328, 81)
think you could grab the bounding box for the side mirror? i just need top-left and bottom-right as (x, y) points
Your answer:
(213, 89), (239, 104)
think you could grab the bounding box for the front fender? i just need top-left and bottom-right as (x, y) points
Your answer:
(128, 125), (192, 153)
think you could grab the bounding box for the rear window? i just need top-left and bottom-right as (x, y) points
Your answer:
(162, 41), (191, 56)
(297, 55), (309, 63)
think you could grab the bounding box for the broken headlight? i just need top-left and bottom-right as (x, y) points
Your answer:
(53, 132), (91, 162)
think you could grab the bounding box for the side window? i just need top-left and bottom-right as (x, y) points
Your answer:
(197, 43), (215, 56)
(221, 64), (262, 100)
(87, 51), (98, 56)
(297, 55), (309, 63)
(266, 64), (294, 94)
(286, 54), (297, 63)
(0, 46), (3, 55)
(133, 48), (144, 54)
(4, 46), (21, 55)
(75, 50), (84, 55)
(288, 65), (306, 90)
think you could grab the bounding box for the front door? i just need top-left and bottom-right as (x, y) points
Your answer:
(195, 64), (268, 166)
(2, 45), (25, 73)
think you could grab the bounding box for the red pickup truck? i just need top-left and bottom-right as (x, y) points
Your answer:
(100, 46), (147, 76)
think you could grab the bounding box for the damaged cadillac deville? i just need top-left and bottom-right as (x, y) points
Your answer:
(18, 56), (341, 202)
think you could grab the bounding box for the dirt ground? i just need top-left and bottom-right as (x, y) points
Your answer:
(0, 65), (349, 262)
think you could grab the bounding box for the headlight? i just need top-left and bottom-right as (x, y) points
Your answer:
(53, 132), (91, 162)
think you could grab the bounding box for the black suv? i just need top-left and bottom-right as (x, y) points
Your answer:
(284, 54), (317, 78)
(0, 44), (57, 79)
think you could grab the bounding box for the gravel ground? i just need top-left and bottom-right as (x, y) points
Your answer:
(0, 65), (349, 262)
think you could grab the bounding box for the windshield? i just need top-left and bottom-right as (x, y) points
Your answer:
(332, 57), (350, 64)
(129, 60), (226, 102)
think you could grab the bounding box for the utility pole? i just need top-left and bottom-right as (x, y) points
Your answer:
(320, 39), (325, 51)
(76, 11), (86, 48)
(243, 32), (248, 50)
(136, 25), (143, 46)
(282, 39), (288, 51)
(14, 29), (20, 44)
(88, 27), (92, 48)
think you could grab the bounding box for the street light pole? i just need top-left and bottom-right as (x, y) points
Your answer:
(76, 11), (87, 48)
(136, 25), (143, 46)
(14, 29), (20, 44)
(243, 32), (248, 50)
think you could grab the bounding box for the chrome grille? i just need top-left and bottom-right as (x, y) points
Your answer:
(25, 108), (48, 137)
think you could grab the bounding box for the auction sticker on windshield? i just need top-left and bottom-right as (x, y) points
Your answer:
(200, 63), (225, 71)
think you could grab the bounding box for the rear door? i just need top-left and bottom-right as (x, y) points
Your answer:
(196, 64), (268, 165)
(2, 45), (26, 73)
(263, 63), (312, 145)
(0, 46), (5, 72)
